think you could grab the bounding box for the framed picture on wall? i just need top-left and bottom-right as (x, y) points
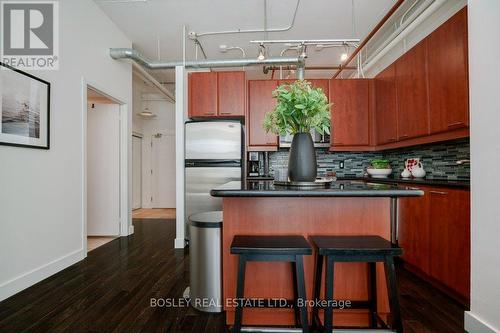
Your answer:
(0, 62), (50, 149)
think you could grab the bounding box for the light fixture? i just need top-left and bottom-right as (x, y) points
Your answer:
(138, 108), (156, 118)
(340, 42), (349, 62)
(257, 44), (266, 61)
(219, 45), (228, 53)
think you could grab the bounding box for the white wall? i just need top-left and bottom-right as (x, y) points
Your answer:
(0, 1), (132, 301)
(140, 94), (176, 208)
(132, 77), (144, 134)
(466, 1), (500, 332)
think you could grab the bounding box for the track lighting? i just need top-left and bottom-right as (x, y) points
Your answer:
(257, 44), (266, 61)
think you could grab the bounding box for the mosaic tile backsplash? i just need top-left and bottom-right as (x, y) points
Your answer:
(268, 138), (470, 180)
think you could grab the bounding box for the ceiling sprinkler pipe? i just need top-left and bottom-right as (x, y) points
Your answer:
(296, 64), (305, 80)
(194, 0), (301, 38)
(110, 48), (305, 69)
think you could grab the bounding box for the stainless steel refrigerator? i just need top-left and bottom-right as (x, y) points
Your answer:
(185, 120), (243, 240)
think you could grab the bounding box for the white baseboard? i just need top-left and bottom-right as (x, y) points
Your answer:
(465, 311), (500, 333)
(0, 248), (85, 302)
(128, 224), (135, 235)
(174, 237), (186, 249)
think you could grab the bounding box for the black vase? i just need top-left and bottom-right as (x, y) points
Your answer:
(288, 132), (317, 182)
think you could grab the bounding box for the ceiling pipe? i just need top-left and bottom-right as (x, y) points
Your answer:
(332, 0), (405, 79)
(132, 63), (175, 102)
(110, 48), (305, 69)
(264, 65), (357, 73)
(192, 0), (300, 38)
(362, 0), (446, 74)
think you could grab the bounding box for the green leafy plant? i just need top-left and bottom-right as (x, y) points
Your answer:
(263, 80), (331, 136)
(371, 159), (391, 169)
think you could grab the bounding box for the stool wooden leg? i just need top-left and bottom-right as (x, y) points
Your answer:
(291, 261), (300, 327)
(312, 253), (323, 329)
(295, 255), (309, 333)
(368, 262), (378, 328)
(324, 256), (334, 333)
(384, 255), (403, 333)
(233, 255), (247, 333)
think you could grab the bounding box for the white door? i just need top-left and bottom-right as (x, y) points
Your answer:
(151, 133), (176, 208)
(132, 135), (142, 210)
(87, 104), (120, 236)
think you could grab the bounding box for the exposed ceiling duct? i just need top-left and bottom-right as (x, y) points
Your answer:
(109, 48), (305, 70)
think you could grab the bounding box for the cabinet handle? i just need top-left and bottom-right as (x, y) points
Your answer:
(220, 112), (232, 115)
(447, 121), (465, 128)
(430, 190), (448, 195)
(204, 112), (216, 116)
(400, 134), (409, 139)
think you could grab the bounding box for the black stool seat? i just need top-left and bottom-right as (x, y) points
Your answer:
(231, 235), (312, 255)
(311, 235), (403, 333)
(311, 235), (402, 256)
(230, 235), (312, 333)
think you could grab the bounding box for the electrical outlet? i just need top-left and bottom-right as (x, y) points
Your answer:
(339, 161), (345, 169)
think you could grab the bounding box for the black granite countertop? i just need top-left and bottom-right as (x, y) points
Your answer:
(211, 180), (424, 197)
(339, 177), (470, 189)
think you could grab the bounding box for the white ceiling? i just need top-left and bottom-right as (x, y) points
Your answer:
(96, 0), (396, 82)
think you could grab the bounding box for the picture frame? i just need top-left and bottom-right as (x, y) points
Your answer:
(0, 62), (51, 149)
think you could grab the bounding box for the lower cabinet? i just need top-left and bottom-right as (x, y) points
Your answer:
(398, 185), (470, 304)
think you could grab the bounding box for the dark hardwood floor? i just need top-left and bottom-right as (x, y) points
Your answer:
(0, 219), (465, 332)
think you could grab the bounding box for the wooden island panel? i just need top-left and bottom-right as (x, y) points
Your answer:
(222, 197), (392, 327)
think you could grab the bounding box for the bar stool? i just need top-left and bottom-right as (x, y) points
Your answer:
(230, 235), (312, 333)
(311, 235), (403, 333)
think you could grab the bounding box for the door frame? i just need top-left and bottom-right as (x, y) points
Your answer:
(132, 132), (143, 210)
(81, 78), (131, 255)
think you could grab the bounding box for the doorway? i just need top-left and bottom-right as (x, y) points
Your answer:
(85, 87), (122, 252)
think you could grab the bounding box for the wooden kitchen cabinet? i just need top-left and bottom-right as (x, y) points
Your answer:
(398, 185), (470, 304)
(398, 191), (430, 273)
(428, 7), (469, 134)
(329, 79), (371, 149)
(309, 79), (330, 97)
(189, 71), (245, 118)
(375, 64), (398, 145)
(278, 79), (329, 97)
(189, 72), (218, 117)
(428, 187), (470, 300)
(395, 40), (430, 140)
(218, 71), (245, 117)
(248, 80), (279, 149)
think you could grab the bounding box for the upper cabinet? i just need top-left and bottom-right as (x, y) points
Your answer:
(188, 71), (245, 118)
(427, 8), (469, 133)
(248, 80), (279, 149)
(375, 64), (398, 145)
(218, 72), (245, 117)
(395, 40), (430, 140)
(329, 79), (371, 149)
(189, 72), (218, 118)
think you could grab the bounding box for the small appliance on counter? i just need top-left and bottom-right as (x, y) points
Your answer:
(279, 130), (330, 148)
(247, 151), (270, 178)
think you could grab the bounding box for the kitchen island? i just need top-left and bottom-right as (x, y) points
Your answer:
(211, 180), (423, 327)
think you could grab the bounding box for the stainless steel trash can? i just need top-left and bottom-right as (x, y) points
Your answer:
(188, 211), (222, 313)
